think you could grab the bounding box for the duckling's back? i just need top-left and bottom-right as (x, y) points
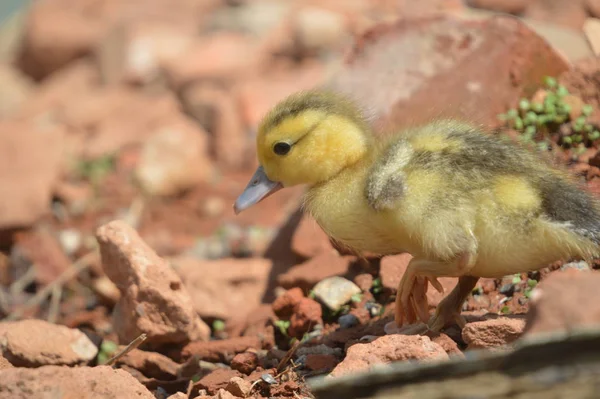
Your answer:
(367, 120), (600, 276)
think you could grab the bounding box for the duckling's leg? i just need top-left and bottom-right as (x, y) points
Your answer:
(395, 252), (476, 327)
(427, 275), (479, 332)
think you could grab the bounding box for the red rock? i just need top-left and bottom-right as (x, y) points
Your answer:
(195, 368), (243, 395)
(167, 393), (188, 399)
(272, 287), (305, 318)
(117, 349), (179, 380)
(466, 0), (528, 14)
(329, 15), (570, 132)
(135, 115), (213, 196)
(291, 214), (334, 258)
(277, 251), (355, 291)
(18, 0), (106, 79)
(165, 33), (264, 88)
(292, 6), (349, 54)
(181, 336), (272, 363)
(304, 354), (338, 371)
(428, 333), (464, 357)
(0, 354), (13, 370)
(0, 365), (154, 398)
(330, 335), (449, 377)
(171, 257), (272, 322)
(230, 352), (259, 375)
(587, 0), (600, 19)
(0, 319), (97, 367)
(0, 64), (34, 119)
(289, 298), (323, 338)
(181, 83), (249, 170)
(0, 120), (65, 228)
(96, 220), (210, 346)
(462, 317), (526, 350)
(524, 270), (600, 335)
(225, 376), (253, 397)
(379, 253), (411, 290)
(525, 0), (588, 29)
(234, 62), (325, 128)
(354, 273), (374, 291)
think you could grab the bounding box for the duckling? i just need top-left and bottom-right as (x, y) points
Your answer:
(234, 89), (600, 332)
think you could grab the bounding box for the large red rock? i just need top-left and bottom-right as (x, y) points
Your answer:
(171, 257), (272, 322)
(0, 319), (97, 367)
(96, 220), (210, 346)
(330, 334), (448, 377)
(524, 270), (600, 336)
(328, 15), (570, 132)
(0, 365), (154, 398)
(0, 64), (34, 119)
(462, 317), (526, 350)
(0, 120), (65, 229)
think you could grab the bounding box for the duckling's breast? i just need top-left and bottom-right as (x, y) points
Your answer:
(303, 166), (415, 255)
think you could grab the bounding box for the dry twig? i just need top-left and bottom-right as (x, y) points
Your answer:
(105, 333), (147, 366)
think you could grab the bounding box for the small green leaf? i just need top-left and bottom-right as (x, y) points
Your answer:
(558, 103), (571, 115)
(556, 85), (569, 97)
(544, 76), (557, 89)
(563, 136), (573, 144)
(500, 305), (511, 314)
(524, 111), (538, 125)
(514, 116), (524, 130)
(351, 293), (363, 303)
(519, 99), (530, 111)
(512, 275), (522, 284)
(590, 131), (600, 140)
(527, 279), (538, 288)
(274, 320), (290, 336)
(573, 134), (583, 143)
(532, 102), (544, 113)
(506, 109), (519, 119)
(583, 104), (594, 117)
(212, 319), (225, 332)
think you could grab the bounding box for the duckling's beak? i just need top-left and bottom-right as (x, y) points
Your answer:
(234, 166), (283, 214)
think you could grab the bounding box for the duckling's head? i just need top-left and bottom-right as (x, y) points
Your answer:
(234, 89), (372, 214)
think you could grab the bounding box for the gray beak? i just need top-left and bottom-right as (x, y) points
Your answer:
(234, 166), (283, 214)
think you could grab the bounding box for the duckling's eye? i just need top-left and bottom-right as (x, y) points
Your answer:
(273, 142), (291, 156)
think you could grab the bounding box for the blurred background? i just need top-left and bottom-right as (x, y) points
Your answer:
(1, 0), (600, 396)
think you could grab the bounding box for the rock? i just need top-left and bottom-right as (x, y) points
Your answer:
(338, 314), (360, 329)
(171, 257), (272, 322)
(0, 120), (65, 229)
(291, 214), (334, 258)
(167, 394), (188, 399)
(466, 0), (528, 14)
(560, 260), (591, 272)
(195, 368), (243, 395)
(524, 270), (600, 336)
(13, 229), (71, 286)
(428, 333), (464, 357)
(304, 354), (338, 372)
(181, 336), (272, 363)
(462, 317), (526, 350)
(96, 220), (210, 346)
(587, 0), (600, 19)
(379, 253), (412, 290)
(135, 115), (213, 197)
(212, 389), (237, 399)
(328, 15), (570, 132)
(277, 252), (355, 291)
(330, 335), (449, 377)
(293, 6), (349, 54)
(0, 354), (13, 369)
(313, 276), (361, 311)
(0, 319), (97, 367)
(226, 376), (252, 397)
(181, 83), (249, 170)
(0, 64), (34, 119)
(272, 287), (304, 319)
(165, 33), (263, 88)
(526, 0), (588, 29)
(18, 1), (105, 79)
(117, 349), (179, 380)
(0, 365), (154, 398)
(230, 352), (259, 375)
(58, 228), (83, 256)
(289, 298), (323, 338)
(354, 273), (374, 291)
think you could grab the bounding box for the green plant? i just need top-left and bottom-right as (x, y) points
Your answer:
(74, 154), (116, 186)
(97, 340), (118, 365)
(351, 293), (363, 303)
(524, 279), (538, 299)
(498, 76), (599, 150)
(371, 277), (383, 295)
(212, 319), (225, 332)
(274, 319), (290, 337)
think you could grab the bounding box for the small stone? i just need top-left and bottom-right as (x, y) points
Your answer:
(330, 335), (448, 377)
(0, 319), (97, 367)
(225, 376), (252, 397)
(272, 287), (304, 319)
(560, 261), (590, 272)
(365, 302), (382, 317)
(289, 298), (323, 338)
(181, 336), (272, 363)
(58, 228), (82, 255)
(354, 273), (374, 292)
(338, 314), (360, 329)
(462, 317), (526, 350)
(261, 373), (277, 385)
(313, 276), (361, 311)
(195, 369), (242, 395)
(230, 352), (259, 375)
(304, 354), (338, 371)
(96, 220), (210, 346)
(117, 349), (179, 380)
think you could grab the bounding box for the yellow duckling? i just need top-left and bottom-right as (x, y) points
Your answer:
(234, 89), (600, 332)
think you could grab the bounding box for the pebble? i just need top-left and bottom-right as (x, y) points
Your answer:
(560, 261), (590, 272)
(338, 313), (360, 329)
(313, 276), (361, 311)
